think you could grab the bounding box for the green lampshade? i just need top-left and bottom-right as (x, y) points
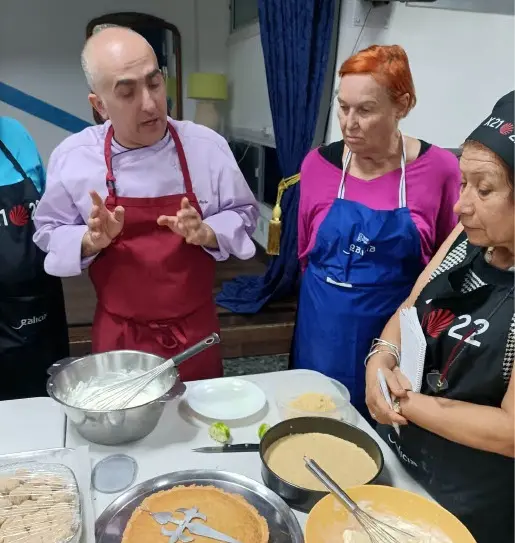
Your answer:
(188, 72), (228, 101)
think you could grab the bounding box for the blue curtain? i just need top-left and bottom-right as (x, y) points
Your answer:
(216, 0), (335, 314)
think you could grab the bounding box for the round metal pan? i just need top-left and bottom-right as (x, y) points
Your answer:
(259, 417), (384, 513)
(95, 469), (304, 543)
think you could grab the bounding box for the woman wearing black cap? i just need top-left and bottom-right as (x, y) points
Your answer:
(365, 91), (514, 543)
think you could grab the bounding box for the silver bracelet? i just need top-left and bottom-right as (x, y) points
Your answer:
(371, 338), (400, 358)
(364, 348), (400, 367)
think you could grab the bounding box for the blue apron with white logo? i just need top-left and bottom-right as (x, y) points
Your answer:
(292, 136), (423, 415)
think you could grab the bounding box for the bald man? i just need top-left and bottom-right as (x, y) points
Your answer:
(33, 27), (258, 381)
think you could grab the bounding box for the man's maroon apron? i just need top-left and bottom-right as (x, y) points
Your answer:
(88, 122), (222, 381)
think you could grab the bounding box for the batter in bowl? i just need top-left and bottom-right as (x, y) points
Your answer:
(264, 433), (377, 491)
(343, 507), (454, 543)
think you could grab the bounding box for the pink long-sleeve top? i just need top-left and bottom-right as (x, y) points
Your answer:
(298, 140), (461, 272)
(33, 118), (259, 277)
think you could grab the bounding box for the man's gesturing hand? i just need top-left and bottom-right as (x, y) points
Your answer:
(157, 197), (218, 248)
(81, 190), (125, 257)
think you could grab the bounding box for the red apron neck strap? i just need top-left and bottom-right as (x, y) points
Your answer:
(104, 124), (116, 197)
(167, 121), (193, 194)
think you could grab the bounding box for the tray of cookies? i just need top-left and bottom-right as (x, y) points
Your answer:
(0, 456), (82, 543)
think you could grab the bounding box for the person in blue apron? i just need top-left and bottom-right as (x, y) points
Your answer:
(291, 45), (460, 417)
(293, 137), (422, 417)
(365, 91), (515, 543)
(0, 117), (69, 400)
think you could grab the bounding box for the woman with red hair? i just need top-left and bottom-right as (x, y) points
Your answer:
(292, 45), (461, 417)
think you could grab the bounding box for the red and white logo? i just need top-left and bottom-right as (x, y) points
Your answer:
(8, 205), (29, 227)
(422, 308), (455, 338)
(499, 122), (514, 136)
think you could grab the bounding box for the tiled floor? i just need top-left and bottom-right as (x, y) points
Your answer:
(223, 355), (289, 377)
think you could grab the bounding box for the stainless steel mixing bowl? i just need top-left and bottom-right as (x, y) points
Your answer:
(47, 350), (185, 446)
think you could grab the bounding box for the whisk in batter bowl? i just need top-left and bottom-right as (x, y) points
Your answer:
(47, 334), (220, 445)
(304, 457), (416, 543)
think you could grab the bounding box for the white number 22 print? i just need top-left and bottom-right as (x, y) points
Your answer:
(424, 299), (489, 348)
(448, 315), (489, 348)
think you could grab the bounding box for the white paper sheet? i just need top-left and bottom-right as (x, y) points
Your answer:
(399, 307), (427, 393)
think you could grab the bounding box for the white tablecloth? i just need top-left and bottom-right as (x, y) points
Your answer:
(0, 397), (65, 454)
(65, 369), (432, 530)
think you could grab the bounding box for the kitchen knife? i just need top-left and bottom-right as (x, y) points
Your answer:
(192, 443), (259, 453)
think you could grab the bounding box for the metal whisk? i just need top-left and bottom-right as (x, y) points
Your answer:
(80, 333), (220, 411)
(304, 457), (415, 543)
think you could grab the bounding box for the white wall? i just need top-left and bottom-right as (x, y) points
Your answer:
(197, 0), (230, 74)
(225, 2), (514, 149)
(0, 0), (229, 163)
(326, 1), (515, 147)
(226, 25), (275, 248)
(227, 27), (274, 136)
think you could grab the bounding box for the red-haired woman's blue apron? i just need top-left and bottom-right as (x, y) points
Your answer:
(292, 136), (423, 416)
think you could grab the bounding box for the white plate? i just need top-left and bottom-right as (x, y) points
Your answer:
(186, 378), (267, 420)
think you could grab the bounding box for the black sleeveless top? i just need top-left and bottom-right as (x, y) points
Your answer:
(379, 232), (514, 543)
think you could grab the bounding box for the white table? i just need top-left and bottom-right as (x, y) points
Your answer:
(65, 369), (432, 531)
(0, 397), (66, 454)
